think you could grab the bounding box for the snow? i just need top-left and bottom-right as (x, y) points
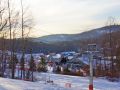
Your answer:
(53, 54), (61, 59)
(0, 77), (68, 90)
(36, 73), (120, 90)
(0, 73), (120, 90)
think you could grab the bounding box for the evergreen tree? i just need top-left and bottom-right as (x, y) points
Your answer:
(56, 66), (61, 73)
(14, 54), (18, 64)
(29, 55), (36, 71)
(8, 56), (12, 69)
(11, 54), (18, 79)
(8, 54), (18, 79)
(37, 56), (46, 72)
(60, 57), (67, 64)
(28, 49), (36, 81)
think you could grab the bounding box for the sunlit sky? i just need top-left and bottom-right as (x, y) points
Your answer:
(15, 0), (120, 37)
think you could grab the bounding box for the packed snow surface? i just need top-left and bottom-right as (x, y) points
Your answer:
(0, 73), (120, 90)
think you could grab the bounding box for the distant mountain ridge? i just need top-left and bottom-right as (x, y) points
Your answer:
(1, 25), (120, 53)
(32, 25), (120, 43)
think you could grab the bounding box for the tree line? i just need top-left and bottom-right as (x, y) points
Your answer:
(0, 0), (34, 81)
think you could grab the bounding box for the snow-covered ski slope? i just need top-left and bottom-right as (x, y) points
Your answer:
(0, 77), (68, 90)
(0, 73), (120, 90)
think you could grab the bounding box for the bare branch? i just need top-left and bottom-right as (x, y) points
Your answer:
(0, 19), (7, 31)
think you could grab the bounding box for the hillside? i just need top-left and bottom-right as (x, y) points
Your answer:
(1, 25), (120, 53)
(32, 25), (120, 43)
(0, 73), (120, 90)
(29, 25), (120, 53)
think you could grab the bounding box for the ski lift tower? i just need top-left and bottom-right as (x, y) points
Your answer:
(87, 44), (97, 90)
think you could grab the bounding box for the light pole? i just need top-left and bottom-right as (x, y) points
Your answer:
(89, 52), (93, 90)
(88, 44), (97, 90)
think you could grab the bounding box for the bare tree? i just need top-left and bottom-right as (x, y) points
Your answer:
(20, 0), (34, 79)
(0, 0), (33, 79)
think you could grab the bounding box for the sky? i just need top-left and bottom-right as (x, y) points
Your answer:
(14, 0), (120, 37)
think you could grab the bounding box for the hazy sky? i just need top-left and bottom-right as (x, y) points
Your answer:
(16, 0), (120, 37)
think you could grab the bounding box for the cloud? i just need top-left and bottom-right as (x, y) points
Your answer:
(17, 0), (120, 37)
